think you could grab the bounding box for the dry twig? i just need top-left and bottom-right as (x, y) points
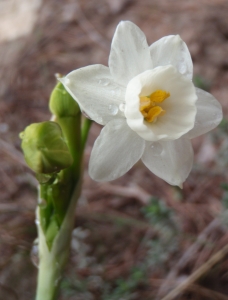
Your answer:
(160, 243), (228, 300)
(151, 279), (228, 300)
(156, 218), (226, 298)
(188, 284), (228, 300)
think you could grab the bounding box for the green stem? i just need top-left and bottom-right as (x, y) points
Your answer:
(81, 118), (92, 151)
(57, 115), (81, 181)
(36, 114), (92, 299)
(81, 119), (93, 151)
(36, 178), (82, 300)
(35, 254), (61, 300)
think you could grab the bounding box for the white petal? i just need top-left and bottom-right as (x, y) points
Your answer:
(60, 65), (126, 125)
(186, 88), (223, 139)
(125, 66), (197, 141)
(150, 35), (193, 80)
(109, 21), (153, 86)
(141, 138), (194, 187)
(89, 119), (145, 181)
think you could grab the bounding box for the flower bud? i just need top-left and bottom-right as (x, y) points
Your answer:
(49, 82), (80, 118)
(20, 121), (73, 174)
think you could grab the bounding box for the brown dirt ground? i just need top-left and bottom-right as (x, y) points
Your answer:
(1, 0), (228, 299)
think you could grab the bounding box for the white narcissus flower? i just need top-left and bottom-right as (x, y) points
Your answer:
(60, 21), (223, 187)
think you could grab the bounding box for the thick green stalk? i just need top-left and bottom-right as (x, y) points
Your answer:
(81, 118), (92, 151)
(34, 82), (90, 300)
(35, 115), (81, 299)
(35, 250), (60, 300)
(56, 116), (81, 181)
(36, 177), (82, 300)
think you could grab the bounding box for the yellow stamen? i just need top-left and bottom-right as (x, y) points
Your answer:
(147, 106), (166, 123)
(139, 89), (170, 123)
(139, 96), (151, 112)
(150, 90), (170, 103)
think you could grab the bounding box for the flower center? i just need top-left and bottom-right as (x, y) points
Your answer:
(140, 90), (170, 123)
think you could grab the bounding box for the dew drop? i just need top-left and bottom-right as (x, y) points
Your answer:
(119, 103), (125, 112)
(96, 116), (103, 124)
(178, 63), (187, 74)
(110, 86), (122, 97)
(38, 198), (47, 208)
(64, 78), (71, 85)
(150, 142), (163, 156)
(108, 104), (118, 115)
(98, 79), (109, 86)
(35, 219), (40, 226)
(30, 239), (39, 268)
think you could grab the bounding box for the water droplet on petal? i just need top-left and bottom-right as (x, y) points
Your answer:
(110, 86), (122, 98)
(30, 239), (39, 268)
(64, 78), (71, 85)
(150, 142), (163, 156)
(178, 63), (187, 74)
(108, 104), (118, 115)
(119, 103), (125, 112)
(96, 116), (103, 124)
(35, 219), (40, 226)
(98, 79), (110, 86)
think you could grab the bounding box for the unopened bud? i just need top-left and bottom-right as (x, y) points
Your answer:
(20, 121), (73, 174)
(49, 82), (80, 118)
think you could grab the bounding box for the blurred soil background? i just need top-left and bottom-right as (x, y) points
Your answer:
(1, 0), (228, 299)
